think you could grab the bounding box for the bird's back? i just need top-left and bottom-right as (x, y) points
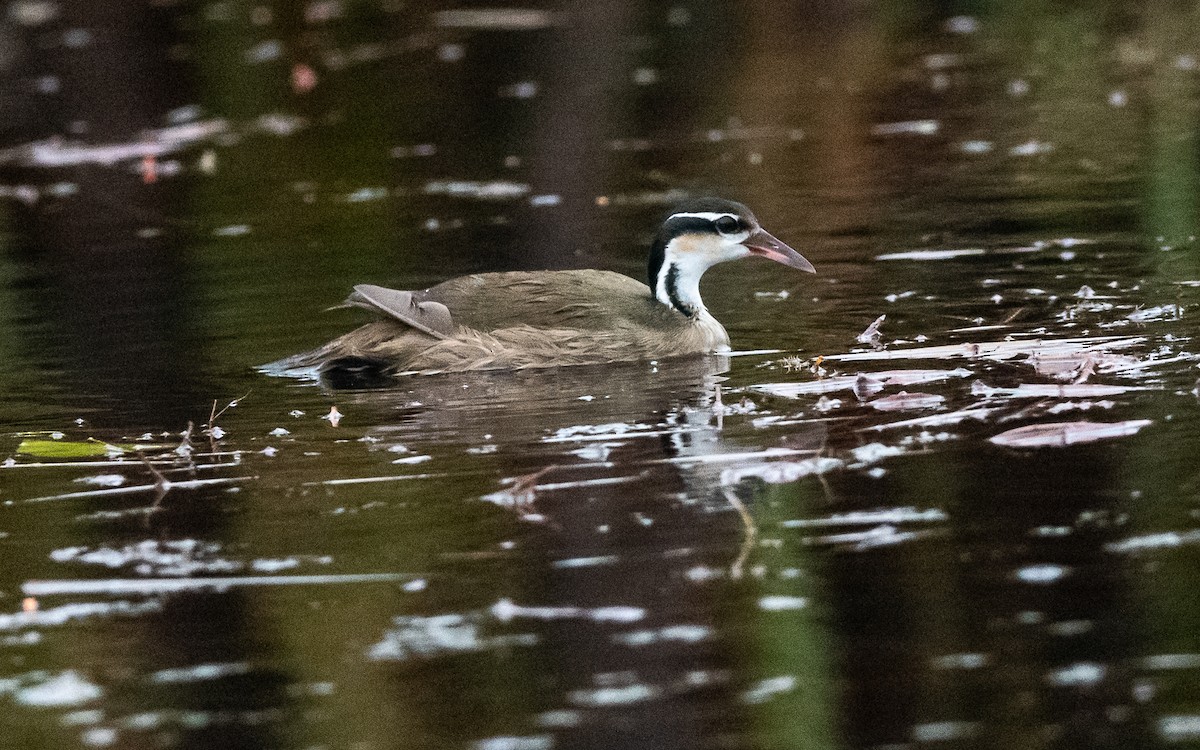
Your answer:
(422, 269), (667, 332)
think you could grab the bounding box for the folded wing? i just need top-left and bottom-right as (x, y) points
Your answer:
(338, 284), (455, 339)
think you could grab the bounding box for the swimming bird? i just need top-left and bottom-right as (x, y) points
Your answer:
(264, 198), (815, 378)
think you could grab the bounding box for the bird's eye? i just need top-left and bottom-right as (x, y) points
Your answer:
(714, 216), (740, 235)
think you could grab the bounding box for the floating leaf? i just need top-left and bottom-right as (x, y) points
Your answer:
(752, 368), (971, 398)
(971, 382), (1148, 399)
(16, 439), (134, 459)
(1126, 304), (1183, 322)
(868, 391), (946, 411)
(863, 406), (1001, 432)
(856, 314), (886, 348)
(988, 420), (1151, 448)
(822, 335), (1144, 363)
(852, 374), (885, 400)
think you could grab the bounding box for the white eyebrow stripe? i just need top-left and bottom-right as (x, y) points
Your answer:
(667, 212), (739, 223)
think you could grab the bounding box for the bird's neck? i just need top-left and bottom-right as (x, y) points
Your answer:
(653, 251), (711, 319)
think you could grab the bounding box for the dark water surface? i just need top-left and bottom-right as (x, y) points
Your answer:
(3, 3), (1200, 749)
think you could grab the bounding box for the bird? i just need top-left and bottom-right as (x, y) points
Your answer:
(263, 197), (815, 379)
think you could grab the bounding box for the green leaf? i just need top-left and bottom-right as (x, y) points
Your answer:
(16, 439), (134, 459)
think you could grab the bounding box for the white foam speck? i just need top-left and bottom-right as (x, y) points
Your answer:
(367, 613), (538, 662)
(552, 555), (619, 569)
(1046, 662), (1105, 687)
(471, 736), (554, 750)
(741, 675), (796, 704)
(612, 624), (712, 647)
(392, 455), (432, 465)
(1159, 715), (1200, 741)
(944, 15), (980, 34)
(73, 474), (126, 488)
(1014, 564), (1071, 584)
(912, 721), (979, 742)
(0, 600), (163, 631)
(15, 670), (103, 706)
(781, 508), (947, 528)
(149, 662), (251, 684)
(1107, 530), (1200, 553)
(930, 653), (990, 670)
(568, 683), (660, 707)
(1143, 654), (1200, 670)
(871, 120), (939, 136)
(81, 727), (118, 747)
(850, 443), (906, 464)
(491, 598), (644, 623)
(758, 596), (808, 611)
(61, 709), (104, 725)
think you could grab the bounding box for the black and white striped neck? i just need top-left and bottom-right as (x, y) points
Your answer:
(659, 262), (698, 317)
(650, 237), (714, 319)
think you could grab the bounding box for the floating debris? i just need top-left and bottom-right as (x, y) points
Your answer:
(803, 524), (940, 551)
(308, 473), (443, 486)
(720, 457), (844, 486)
(850, 443), (907, 464)
(752, 368), (971, 398)
(822, 335), (1144, 364)
(367, 613), (538, 662)
(867, 391), (945, 411)
(24, 476), (255, 504)
(1127, 304), (1184, 323)
(971, 382), (1149, 399)
(780, 507), (947, 527)
(491, 598), (644, 623)
(22, 573), (411, 597)
(853, 374), (885, 400)
(856, 314), (886, 349)
(17, 438), (138, 459)
(0, 120), (228, 169)
(1032, 352), (1102, 382)
(988, 420), (1151, 448)
(481, 466), (555, 523)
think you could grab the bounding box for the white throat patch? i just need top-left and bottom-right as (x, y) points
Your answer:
(654, 233), (750, 317)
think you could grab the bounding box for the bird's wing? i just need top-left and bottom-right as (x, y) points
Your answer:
(335, 284), (455, 339)
(425, 270), (661, 331)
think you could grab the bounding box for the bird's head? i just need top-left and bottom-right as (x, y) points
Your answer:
(647, 198), (815, 316)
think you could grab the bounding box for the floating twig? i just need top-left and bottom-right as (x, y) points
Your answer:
(724, 487), (758, 580)
(22, 572), (411, 597)
(24, 476), (256, 503)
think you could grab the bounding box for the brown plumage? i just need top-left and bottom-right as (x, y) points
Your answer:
(263, 198), (815, 380)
